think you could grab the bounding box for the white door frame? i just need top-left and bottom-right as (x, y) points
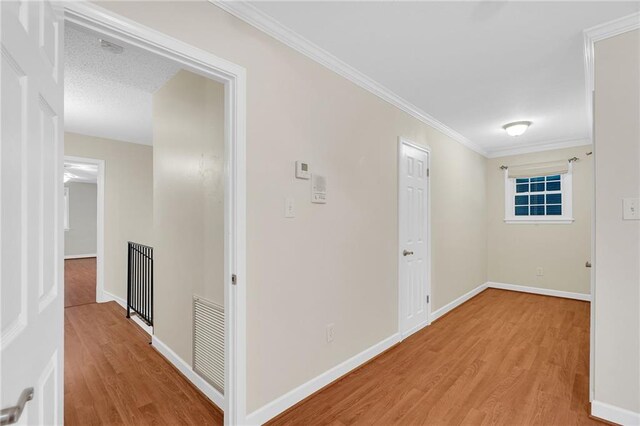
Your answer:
(62, 4), (248, 425)
(397, 137), (432, 339)
(63, 156), (105, 303)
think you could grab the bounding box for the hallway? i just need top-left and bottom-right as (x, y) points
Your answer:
(64, 302), (223, 425)
(65, 258), (97, 307)
(269, 289), (602, 426)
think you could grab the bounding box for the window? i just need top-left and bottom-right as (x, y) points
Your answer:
(504, 164), (573, 224)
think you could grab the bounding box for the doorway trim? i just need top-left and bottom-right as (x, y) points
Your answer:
(63, 156), (105, 304)
(62, 4), (248, 425)
(397, 137), (432, 340)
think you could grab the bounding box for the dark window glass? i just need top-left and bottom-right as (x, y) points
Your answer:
(512, 175), (565, 219)
(531, 183), (545, 192)
(546, 181), (561, 191)
(530, 194), (545, 205)
(546, 205), (562, 215)
(530, 205), (546, 215)
(546, 194), (562, 204)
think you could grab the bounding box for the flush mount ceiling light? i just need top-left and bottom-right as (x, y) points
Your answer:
(502, 121), (532, 137)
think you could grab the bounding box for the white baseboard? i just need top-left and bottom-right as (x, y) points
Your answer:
(152, 335), (225, 411)
(101, 290), (153, 336)
(64, 253), (96, 259)
(401, 318), (430, 340)
(592, 400), (640, 425)
(431, 283), (488, 322)
(243, 281), (590, 425)
(245, 332), (401, 425)
(487, 282), (591, 302)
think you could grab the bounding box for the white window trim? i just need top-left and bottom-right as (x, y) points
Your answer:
(503, 163), (574, 224)
(64, 187), (70, 230)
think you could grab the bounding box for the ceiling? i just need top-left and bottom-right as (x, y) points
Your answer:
(247, 1), (640, 155)
(64, 161), (98, 184)
(64, 25), (181, 145)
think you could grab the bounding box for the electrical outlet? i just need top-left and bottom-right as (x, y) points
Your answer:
(536, 267), (544, 277)
(326, 323), (335, 343)
(285, 197), (295, 218)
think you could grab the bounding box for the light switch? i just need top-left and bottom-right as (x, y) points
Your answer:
(623, 198), (640, 220)
(285, 197), (295, 218)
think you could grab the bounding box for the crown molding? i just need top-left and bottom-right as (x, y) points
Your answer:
(583, 12), (640, 140)
(211, 0), (488, 157)
(486, 137), (591, 159)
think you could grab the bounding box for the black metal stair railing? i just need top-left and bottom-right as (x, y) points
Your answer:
(127, 241), (153, 326)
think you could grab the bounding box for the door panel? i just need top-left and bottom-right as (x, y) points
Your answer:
(1, 1), (64, 424)
(399, 142), (429, 338)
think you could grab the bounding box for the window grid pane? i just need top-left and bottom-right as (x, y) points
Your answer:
(513, 174), (563, 217)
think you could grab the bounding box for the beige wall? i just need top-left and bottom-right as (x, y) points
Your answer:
(487, 146), (592, 295)
(152, 70), (225, 364)
(65, 132), (153, 300)
(64, 182), (98, 257)
(593, 30), (640, 414)
(97, 1), (488, 413)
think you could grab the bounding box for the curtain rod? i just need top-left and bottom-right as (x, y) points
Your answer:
(500, 156), (580, 170)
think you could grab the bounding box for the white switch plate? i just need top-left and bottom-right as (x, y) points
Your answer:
(326, 323), (335, 343)
(285, 197), (295, 218)
(622, 198), (640, 220)
(623, 198), (639, 220)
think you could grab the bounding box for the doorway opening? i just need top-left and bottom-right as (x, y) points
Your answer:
(63, 156), (103, 309)
(61, 3), (247, 424)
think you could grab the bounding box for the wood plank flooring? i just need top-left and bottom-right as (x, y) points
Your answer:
(64, 301), (223, 425)
(269, 289), (602, 426)
(65, 258), (97, 307)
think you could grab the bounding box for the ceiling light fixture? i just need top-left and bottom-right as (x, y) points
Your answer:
(502, 121), (532, 137)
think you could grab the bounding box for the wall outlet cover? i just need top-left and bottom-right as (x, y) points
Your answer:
(326, 323), (335, 343)
(623, 197), (640, 220)
(285, 197), (295, 218)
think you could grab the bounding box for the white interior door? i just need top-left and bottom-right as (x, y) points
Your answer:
(1, 1), (64, 424)
(399, 140), (430, 338)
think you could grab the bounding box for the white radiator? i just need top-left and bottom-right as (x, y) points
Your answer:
(193, 296), (224, 394)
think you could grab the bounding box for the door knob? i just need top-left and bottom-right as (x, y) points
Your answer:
(0, 387), (33, 425)
(403, 250), (414, 256)
(585, 261), (592, 268)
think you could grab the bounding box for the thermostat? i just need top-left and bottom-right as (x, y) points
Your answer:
(296, 161), (310, 179)
(311, 174), (327, 204)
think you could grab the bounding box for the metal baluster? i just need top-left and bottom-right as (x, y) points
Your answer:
(127, 243), (131, 318)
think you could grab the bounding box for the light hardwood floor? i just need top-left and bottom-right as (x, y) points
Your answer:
(64, 302), (223, 425)
(64, 287), (599, 425)
(269, 289), (602, 426)
(64, 257), (97, 307)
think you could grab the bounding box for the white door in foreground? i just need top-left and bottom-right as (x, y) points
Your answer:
(399, 141), (430, 338)
(1, 1), (64, 424)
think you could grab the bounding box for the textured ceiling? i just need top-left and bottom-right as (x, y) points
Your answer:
(249, 1), (640, 155)
(64, 24), (181, 145)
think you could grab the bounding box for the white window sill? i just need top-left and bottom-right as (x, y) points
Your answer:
(504, 217), (574, 224)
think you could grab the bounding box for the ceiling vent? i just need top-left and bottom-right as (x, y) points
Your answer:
(99, 39), (123, 54)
